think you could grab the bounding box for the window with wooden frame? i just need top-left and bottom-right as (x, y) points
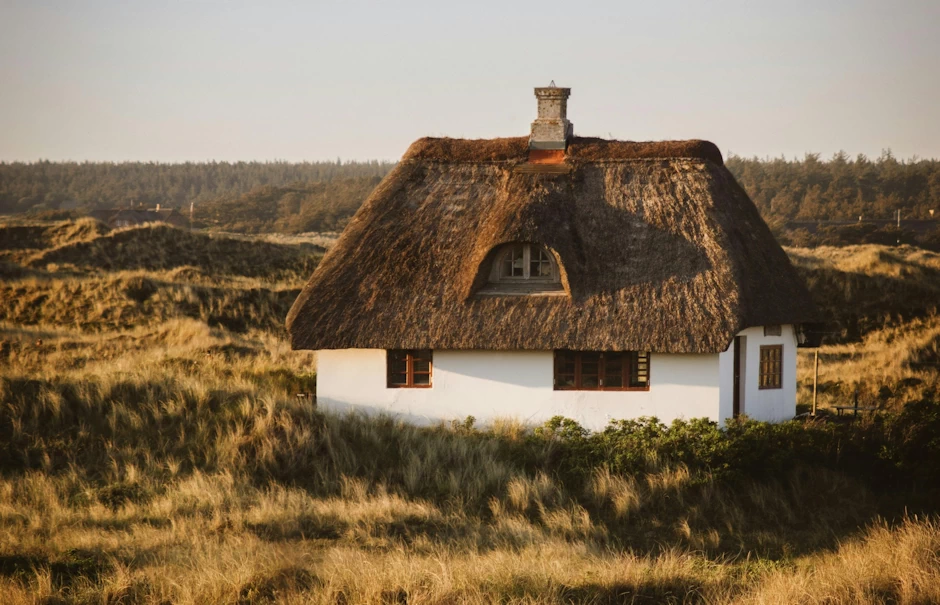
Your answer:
(387, 349), (433, 388)
(553, 351), (650, 391)
(758, 345), (783, 389)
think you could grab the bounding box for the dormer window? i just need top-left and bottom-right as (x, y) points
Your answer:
(477, 242), (564, 297)
(497, 243), (556, 281)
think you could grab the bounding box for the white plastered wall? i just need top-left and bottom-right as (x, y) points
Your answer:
(717, 324), (798, 423)
(316, 350), (721, 431)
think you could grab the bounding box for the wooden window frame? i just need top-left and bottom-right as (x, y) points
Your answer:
(497, 243), (556, 282)
(758, 345), (783, 390)
(387, 349), (433, 389)
(553, 350), (650, 391)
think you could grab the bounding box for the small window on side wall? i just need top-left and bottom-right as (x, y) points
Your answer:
(764, 325), (782, 337)
(758, 345), (782, 389)
(387, 350), (433, 388)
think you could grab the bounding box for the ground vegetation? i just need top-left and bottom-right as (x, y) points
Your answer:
(1, 218), (939, 603)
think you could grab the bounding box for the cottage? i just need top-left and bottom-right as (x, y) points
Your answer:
(287, 86), (818, 429)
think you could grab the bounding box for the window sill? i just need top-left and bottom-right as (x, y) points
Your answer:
(476, 282), (566, 297)
(387, 385), (433, 389)
(554, 387), (650, 392)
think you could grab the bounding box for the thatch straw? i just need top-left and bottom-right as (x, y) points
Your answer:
(401, 136), (724, 165)
(287, 137), (817, 353)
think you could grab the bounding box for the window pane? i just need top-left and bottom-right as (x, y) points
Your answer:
(388, 350), (408, 386)
(388, 351), (407, 374)
(581, 352), (600, 388)
(413, 373), (431, 386)
(412, 350), (432, 373)
(502, 257), (513, 278)
(555, 351), (576, 388)
(530, 248), (553, 278)
(500, 245), (526, 279)
(631, 352), (650, 387)
(604, 353), (624, 388)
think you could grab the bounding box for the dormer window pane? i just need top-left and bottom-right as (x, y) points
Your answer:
(530, 248), (553, 278)
(501, 244), (526, 278)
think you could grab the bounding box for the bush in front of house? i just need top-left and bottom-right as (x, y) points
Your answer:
(533, 399), (940, 509)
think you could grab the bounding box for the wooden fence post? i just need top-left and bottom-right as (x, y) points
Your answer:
(812, 350), (819, 417)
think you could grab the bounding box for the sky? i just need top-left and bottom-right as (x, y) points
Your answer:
(1, 0), (938, 163)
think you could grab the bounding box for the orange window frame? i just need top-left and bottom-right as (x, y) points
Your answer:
(387, 349), (433, 389)
(553, 351), (650, 391)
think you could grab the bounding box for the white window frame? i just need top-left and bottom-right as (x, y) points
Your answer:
(496, 243), (557, 282)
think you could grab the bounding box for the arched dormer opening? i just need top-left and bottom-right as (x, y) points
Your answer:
(475, 242), (566, 297)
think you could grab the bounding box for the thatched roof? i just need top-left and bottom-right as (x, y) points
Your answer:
(287, 136), (818, 354)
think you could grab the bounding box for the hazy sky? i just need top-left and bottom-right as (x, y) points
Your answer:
(1, 0), (938, 162)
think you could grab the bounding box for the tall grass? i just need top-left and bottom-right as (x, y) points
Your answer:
(1, 220), (939, 602)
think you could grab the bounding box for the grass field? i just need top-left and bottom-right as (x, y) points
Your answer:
(1, 218), (939, 604)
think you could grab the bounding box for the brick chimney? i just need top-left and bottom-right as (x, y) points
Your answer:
(529, 85), (572, 151)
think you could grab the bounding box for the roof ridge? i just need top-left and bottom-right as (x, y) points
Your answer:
(402, 136), (724, 165)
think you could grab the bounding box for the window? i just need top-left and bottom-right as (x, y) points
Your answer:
(554, 351), (650, 391)
(477, 242), (564, 297)
(759, 345), (782, 389)
(387, 349), (432, 388)
(496, 243), (555, 281)
(763, 325), (782, 337)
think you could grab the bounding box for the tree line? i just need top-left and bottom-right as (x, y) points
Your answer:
(0, 159), (393, 215)
(2, 153), (939, 243)
(195, 179), (384, 234)
(726, 151), (940, 248)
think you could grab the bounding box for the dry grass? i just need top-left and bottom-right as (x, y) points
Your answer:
(789, 244), (940, 411)
(0, 461), (935, 603)
(1, 219), (939, 603)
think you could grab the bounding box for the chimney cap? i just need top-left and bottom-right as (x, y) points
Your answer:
(534, 86), (571, 98)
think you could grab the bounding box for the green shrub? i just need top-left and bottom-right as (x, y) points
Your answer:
(531, 401), (940, 504)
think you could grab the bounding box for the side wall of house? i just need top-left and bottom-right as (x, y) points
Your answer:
(316, 350), (720, 431)
(717, 324), (798, 423)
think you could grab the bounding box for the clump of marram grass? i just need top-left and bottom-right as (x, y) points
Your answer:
(737, 516), (940, 605)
